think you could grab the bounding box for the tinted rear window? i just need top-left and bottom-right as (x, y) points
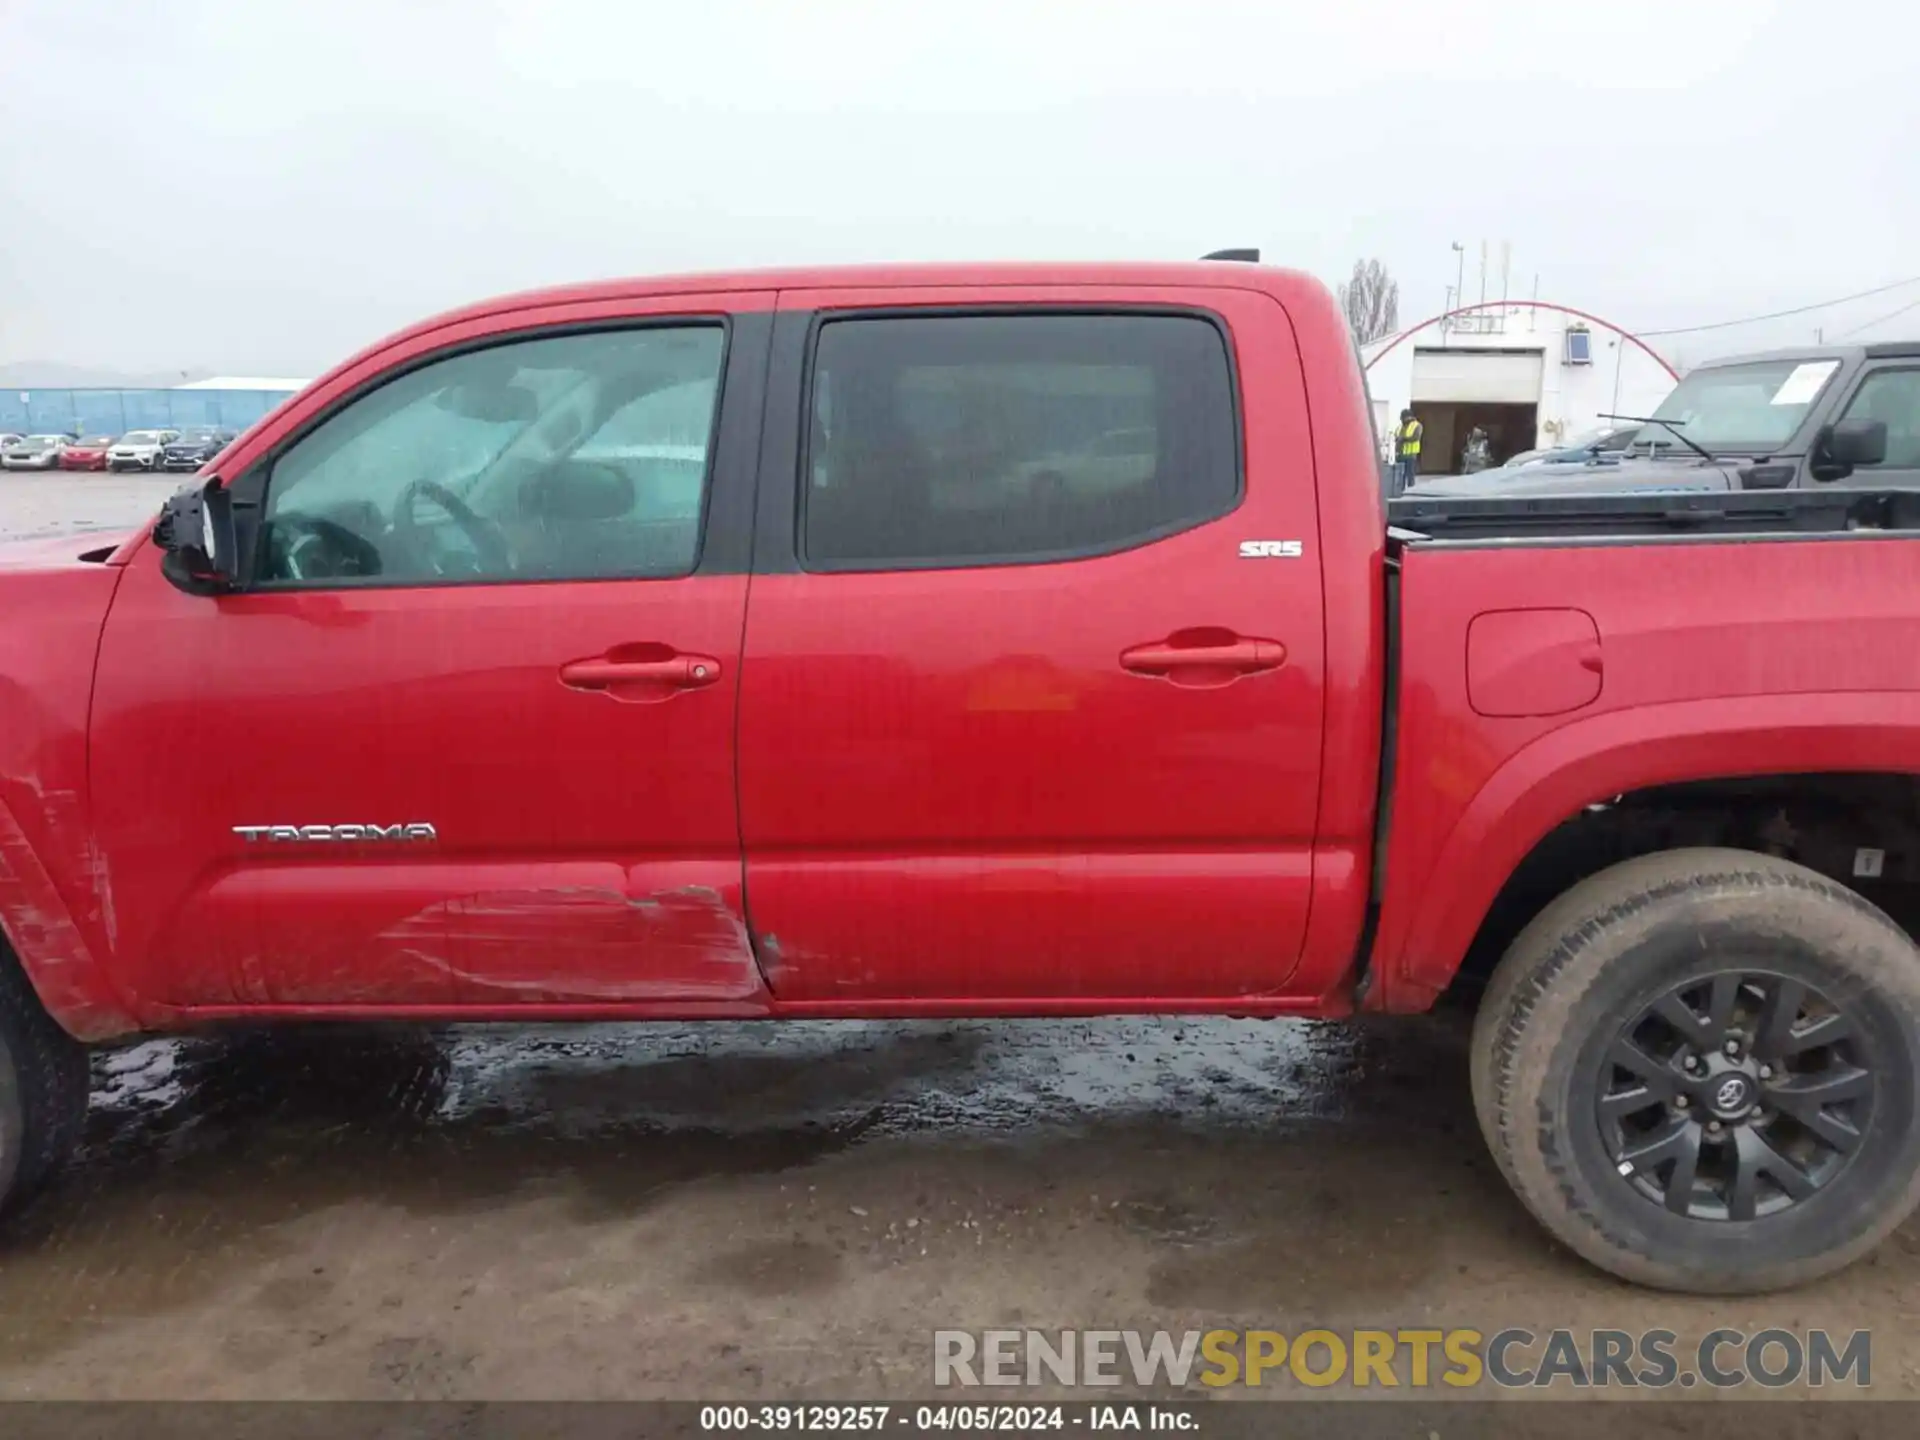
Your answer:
(802, 313), (1239, 570)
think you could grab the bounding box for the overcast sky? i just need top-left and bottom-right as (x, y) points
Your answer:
(3, 0), (1916, 376)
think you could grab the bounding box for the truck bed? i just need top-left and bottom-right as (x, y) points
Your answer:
(1387, 486), (1920, 543)
(1368, 507), (1920, 1010)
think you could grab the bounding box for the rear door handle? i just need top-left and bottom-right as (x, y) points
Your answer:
(559, 652), (722, 699)
(1120, 637), (1286, 683)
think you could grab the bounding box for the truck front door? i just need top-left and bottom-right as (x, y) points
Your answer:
(89, 296), (773, 1012)
(737, 287), (1327, 1002)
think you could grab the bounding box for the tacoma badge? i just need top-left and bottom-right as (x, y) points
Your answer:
(233, 824), (439, 843)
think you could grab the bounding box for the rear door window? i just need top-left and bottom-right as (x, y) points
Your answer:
(801, 313), (1239, 570)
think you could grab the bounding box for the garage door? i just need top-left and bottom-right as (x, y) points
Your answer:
(1410, 349), (1544, 404)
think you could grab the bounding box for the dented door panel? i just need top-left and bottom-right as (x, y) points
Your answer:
(88, 294), (773, 1011)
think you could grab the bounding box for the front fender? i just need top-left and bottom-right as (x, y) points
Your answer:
(0, 558), (140, 1040)
(0, 797), (138, 1040)
(1371, 692), (1920, 1008)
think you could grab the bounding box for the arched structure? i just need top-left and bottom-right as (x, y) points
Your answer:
(1364, 300), (1680, 381)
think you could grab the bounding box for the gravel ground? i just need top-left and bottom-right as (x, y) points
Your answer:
(1, 474), (1915, 1414)
(0, 469), (177, 542)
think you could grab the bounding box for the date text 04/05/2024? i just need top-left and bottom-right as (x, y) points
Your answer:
(698, 1404), (1194, 1431)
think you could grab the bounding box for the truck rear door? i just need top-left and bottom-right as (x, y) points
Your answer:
(737, 285), (1326, 1002)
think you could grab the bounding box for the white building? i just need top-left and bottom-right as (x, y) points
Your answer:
(1360, 303), (1678, 472)
(172, 376), (310, 392)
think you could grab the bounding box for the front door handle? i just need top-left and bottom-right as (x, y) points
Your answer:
(1120, 636), (1286, 685)
(559, 650), (722, 700)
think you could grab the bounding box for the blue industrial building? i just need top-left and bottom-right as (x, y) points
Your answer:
(0, 384), (303, 438)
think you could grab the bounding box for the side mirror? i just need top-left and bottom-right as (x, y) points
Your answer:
(1824, 418), (1888, 471)
(153, 478), (238, 595)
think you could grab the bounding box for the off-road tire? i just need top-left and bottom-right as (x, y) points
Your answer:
(1472, 848), (1920, 1293)
(0, 942), (91, 1220)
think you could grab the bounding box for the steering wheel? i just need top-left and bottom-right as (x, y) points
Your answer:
(393, 479), (512, 577)
(271, 515), (383, 581)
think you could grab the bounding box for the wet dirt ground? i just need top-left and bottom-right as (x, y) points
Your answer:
(0, 468), (177, 543)
(3, 475), (1918, 1409)
(6, 1017), (1920, 1406)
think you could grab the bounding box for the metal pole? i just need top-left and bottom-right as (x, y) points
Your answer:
(1451, 243), (1465, 336)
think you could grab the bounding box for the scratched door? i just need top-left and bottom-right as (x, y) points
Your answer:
(88, 299), (775, 1012)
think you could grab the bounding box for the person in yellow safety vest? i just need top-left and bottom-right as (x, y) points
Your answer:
(1395, 409), (1424, 493)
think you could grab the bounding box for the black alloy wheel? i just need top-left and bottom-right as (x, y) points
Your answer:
(1597, 970), (1875, 1221)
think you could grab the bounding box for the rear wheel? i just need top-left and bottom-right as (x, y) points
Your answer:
(1472, 848), (1920, 1292)
(0, 943), (91, 1220)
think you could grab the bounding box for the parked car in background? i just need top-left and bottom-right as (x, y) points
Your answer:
(0, 434), (22, 451)
(1, 435), (72, 471)
(105, 429), (179, 471)
(58, 435), (120, 472)
(1012, 425), (1159, 496)
(159, 426), (237, 473)
(1502, 423), (1641, 469)
(1414, 343), (1917, 497)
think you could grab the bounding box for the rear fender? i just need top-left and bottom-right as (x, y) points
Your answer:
(1371, 693), (1920, 1009)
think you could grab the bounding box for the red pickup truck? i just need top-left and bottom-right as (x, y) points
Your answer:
(3, 260), (1919, 1295)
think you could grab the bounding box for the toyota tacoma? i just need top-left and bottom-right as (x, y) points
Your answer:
(2, 259), (1918, 1294)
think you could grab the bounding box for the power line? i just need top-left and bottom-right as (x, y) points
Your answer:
(1834, 294), (1920, 341)
(1637, 276), (1920, 337)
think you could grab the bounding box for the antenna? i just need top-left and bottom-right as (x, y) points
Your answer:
(1200, 248), (1260, 263)
(1450, 242), (1465, 336)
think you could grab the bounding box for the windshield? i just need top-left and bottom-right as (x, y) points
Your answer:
(79, 435), (115, 447)
(1631, 358), (1840, 454)
(122, 431), (164, 445)
(18, 437), (60, 451)
(174, 428), (221, 442)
